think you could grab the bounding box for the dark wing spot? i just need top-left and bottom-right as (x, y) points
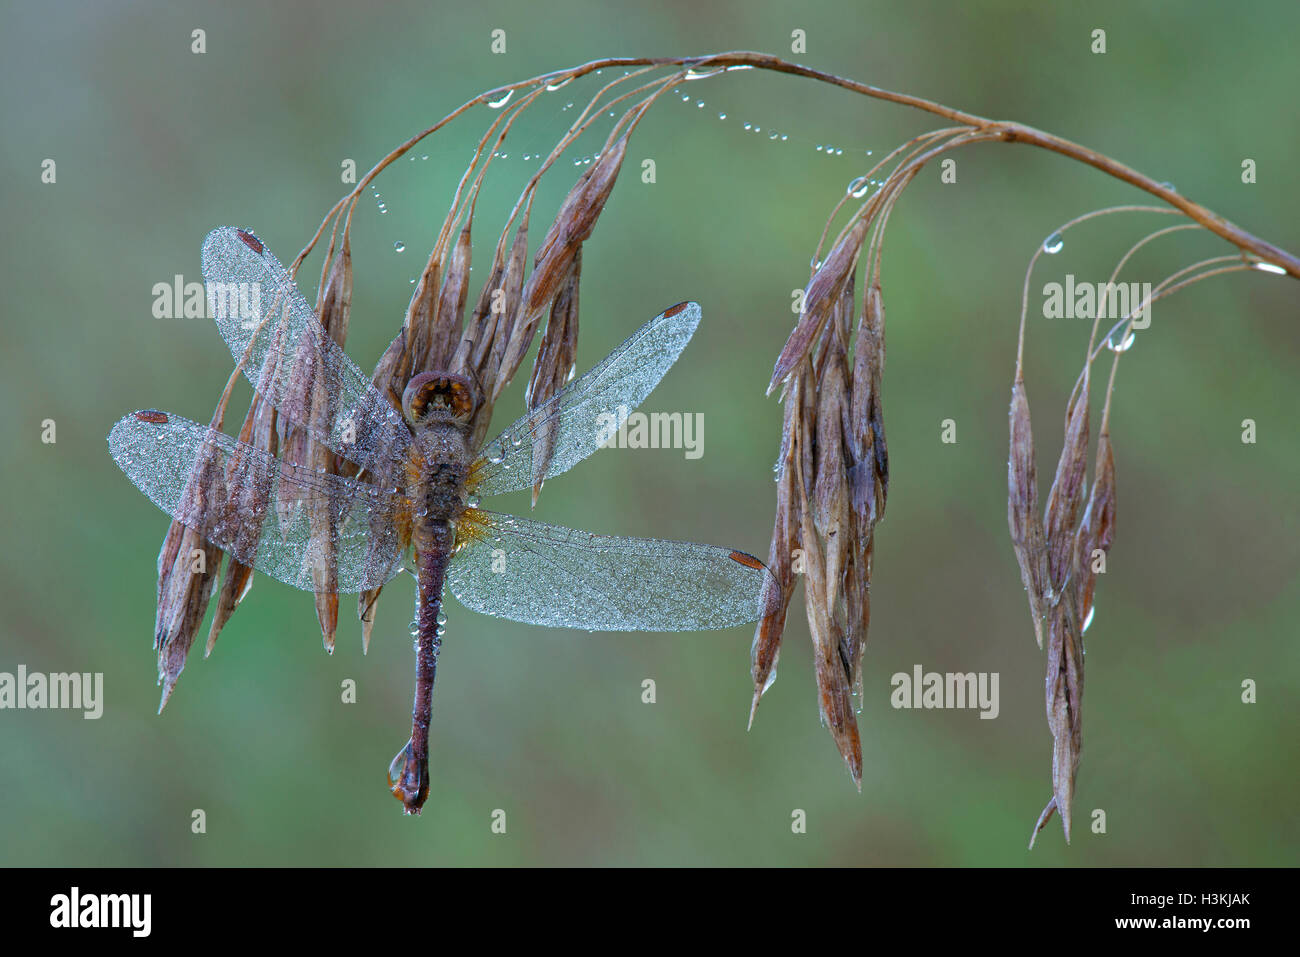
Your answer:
(663, 301), (690, 318)
(236, 229), (264, 254)
(134, 410), (170, 424)
(728, 550), (765, 570)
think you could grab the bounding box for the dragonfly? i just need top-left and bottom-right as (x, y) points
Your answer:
(108, 227), (779, 814)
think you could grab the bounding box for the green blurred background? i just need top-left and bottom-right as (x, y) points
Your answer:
(1, 0), (1295, 866)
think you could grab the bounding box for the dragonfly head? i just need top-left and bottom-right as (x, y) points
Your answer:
(402, 371), (480, 428)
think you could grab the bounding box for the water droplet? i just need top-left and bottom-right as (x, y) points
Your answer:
(834, 148), (843, 156)
(511, 436), (523, 447)
(388, 741), (412, 788)
(421, 154), (428, 161)
(717, 112), (727, 120)
(1042, 232), (1064, 255)
(780, 134), (788, 141)
(1158, 181), (1176, 193)
(685, 66), (725, 80)
(545, 76), (572, 91)
(768, 131), (778, 140)
(743, 122), (752, 131)
(680, 93), (690, 102)
(394, 241), (406, 253)
(487, 90), (513, 109)
(466, 493), (480, 508)
(1107, 328), (1136, 353)
(1081, 604), (1095, 633)
(815, 144), (824, 152)
(847, 175), (872, 198)
(1253, 261), (1287, 275)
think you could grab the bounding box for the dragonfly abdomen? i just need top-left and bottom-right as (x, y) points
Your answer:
(390, 521), (453, 815)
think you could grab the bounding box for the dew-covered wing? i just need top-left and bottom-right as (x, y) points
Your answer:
(445, 509), (780, 631)
(470, 302), (701, 497)
(200, 226), (411, 474)
(108, 410), (411, 593)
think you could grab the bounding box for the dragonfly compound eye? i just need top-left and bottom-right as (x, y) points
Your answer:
(402, 371), (480, 425)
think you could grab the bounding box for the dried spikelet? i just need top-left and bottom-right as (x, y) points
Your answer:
(848, 280), (887, 527)
(1007, 373), (1050, 647)
(749, 381), (800, 726)
(307, 238), (354, 652)
(455, 208), (532, 418)
(1074, 428), (1116, 631)
(524, 247), (581, 504)
(482, 212), (532, 411)
(500, 136), (627, 386)
(841, 535), (872, 697)
(354, 328), (415, 652)
(812, 300), (851, 616)
(428, 216), (473, 370)
(269, 238), (353, 652)
(795, 431), (862, 788)
(1042, 372), (1090, 599)
(1030, 588), (1085, 848)
(403, 242), (444, 373)
(769, 218), (869, 394)
(205, 389), (278, 657)
(155, 412), (228, 712)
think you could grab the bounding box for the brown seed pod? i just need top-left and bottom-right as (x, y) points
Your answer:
(154, 415), (228, 712)
(1007, 375), (1050, 647)
(1074, 429), (1116, 632)
(1042, 372), (1090, 599)
(769, 218), (869, 394)
(524, 248), (581, 503)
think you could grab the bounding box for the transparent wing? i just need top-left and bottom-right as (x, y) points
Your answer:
(471, 301), (701, 497)
(200, 226), (411, 473)
(108, 411), (412, 593)
(446, 509), (780, 631)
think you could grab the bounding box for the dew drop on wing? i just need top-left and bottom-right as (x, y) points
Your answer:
(1043, 232), (1064, 254)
